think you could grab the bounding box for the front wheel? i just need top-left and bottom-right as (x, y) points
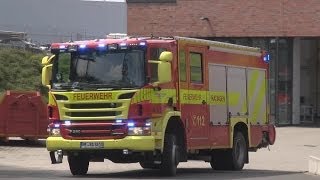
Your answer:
(160, 134), (179, 176)
(68, 153), (89, 176)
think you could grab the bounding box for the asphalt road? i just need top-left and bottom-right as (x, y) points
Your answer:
(0, 164), (318, 180)
(0, 127), (320, 180)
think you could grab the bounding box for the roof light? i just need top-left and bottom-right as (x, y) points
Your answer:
(54, 123), (60, 128)
(79, 44), (86, 49)
(64, 121), (71, 126)
(108, 43), (118, 50)
(98, 44), (106, 48)
(139, 42), (146, 46)
(59, 45), (66, 49)
(68, 45), (78, 52)
(119, 42), (127, 49)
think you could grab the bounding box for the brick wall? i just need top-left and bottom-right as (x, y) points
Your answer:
(127, 0), (320, 37)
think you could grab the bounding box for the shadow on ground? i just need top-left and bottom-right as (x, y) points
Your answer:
(0, 139), (46, 147)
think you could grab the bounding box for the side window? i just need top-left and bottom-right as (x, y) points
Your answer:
(149, 47), (167, 83)
(190, 52), (203, 83)
(150, 63), (158, 83)
(150, 48), (166, 60)
(179, 50), (186, 82)
(57, 53), (71, 83)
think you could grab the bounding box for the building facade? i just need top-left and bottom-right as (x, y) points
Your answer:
(127, 0), (320, 125)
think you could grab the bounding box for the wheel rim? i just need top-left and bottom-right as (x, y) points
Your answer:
(235, 139), (245, 165)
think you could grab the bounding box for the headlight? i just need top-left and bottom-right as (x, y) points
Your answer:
(47, 124), (61, 137)
(128, 127), (151, 136)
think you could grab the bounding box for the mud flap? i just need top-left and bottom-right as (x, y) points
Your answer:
(50, 150), (63, 164)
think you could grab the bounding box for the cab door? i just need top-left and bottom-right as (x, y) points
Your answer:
(184, 46), (209, 148)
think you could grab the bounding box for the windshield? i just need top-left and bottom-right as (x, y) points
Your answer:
(52, 49), (146, 90)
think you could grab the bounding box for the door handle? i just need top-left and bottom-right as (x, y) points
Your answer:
(202, 100), (207, 105)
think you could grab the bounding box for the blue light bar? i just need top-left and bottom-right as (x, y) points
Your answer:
(79, 44), (86, 49)
(263, 54), (270, 63)
(139, 42), (146, 46)
(98, 44), (106, 48)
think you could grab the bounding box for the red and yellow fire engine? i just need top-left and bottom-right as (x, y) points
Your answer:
(42, 35), (276, 176)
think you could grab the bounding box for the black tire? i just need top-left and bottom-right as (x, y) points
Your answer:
(160, 134), (179, 176)
(139, 161), (160, 169)
(232, 132), (247, 170)
(210, 149), (233, 170)
(68, 154), (89, 176)
(211, 131), (247, 171)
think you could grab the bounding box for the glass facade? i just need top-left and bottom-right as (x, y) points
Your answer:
(204, 37), (294, 125)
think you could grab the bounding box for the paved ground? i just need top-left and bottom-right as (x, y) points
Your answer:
(0, 127), (320, 179)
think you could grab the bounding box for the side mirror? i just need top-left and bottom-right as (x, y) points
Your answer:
(148, 51), (173, 87)
(159, 51), (173, 62)
(42, 55), (55, 66)
(42, 64), (52, 87)
(158, 61), (172, 84)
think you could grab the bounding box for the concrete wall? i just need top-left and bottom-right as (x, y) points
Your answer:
(128, 0), (320, 37)
(0, 0), (127, 44)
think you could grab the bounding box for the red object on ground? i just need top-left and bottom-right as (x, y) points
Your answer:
(0, 91), (48, 140)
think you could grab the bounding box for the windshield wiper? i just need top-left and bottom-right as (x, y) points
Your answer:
(53, 82), (90, 90)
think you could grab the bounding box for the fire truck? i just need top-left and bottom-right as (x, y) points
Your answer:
(42, 35), (276, 176)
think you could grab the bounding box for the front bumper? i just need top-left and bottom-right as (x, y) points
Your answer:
(46, 136), (155, 151)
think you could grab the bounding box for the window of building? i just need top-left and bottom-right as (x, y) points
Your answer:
(190, 52), (203, 83)
(179, 50), (186, 82)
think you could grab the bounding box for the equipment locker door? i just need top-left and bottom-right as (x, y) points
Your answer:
(185, 46), (209, 148)
(227, 67), (248, 118)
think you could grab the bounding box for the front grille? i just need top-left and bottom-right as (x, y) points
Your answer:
(65, 111), (121, 117)
(60, 101), (128, 120)
(65, 103), (121, 109)
(61, 121), (127, 140)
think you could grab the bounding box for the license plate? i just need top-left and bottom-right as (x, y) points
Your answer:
(80, 142), (104, 149)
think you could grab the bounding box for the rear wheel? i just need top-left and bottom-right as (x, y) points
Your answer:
(211, 131), (247, 170)
(160, 134), (179, 176)
(68, 153), (89, 176)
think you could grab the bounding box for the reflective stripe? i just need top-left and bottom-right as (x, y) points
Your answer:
(254, 75), (267, 123)
(180, 89), (240, 105)
(132, 89), (177, 104)
(247, 69), (267, 124)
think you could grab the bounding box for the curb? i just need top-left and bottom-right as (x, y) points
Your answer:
(309, 156), (320, 175)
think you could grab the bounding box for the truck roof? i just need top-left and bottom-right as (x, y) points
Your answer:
(50, 36), (262, 57)
(175, 36), (262, 56)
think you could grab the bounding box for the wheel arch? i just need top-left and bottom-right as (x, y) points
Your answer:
(160, 112), (187, 161)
